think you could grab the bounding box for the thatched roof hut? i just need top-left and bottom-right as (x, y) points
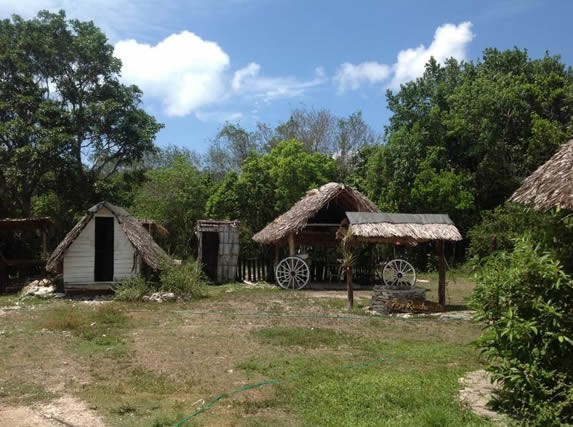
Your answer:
(47, 202), (171, 287)
(510, 139), (573, 210)
(252, 182), (379, 247)
(345, 212), (462, 245)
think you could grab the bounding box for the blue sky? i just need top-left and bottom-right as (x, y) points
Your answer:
(2, 0), (572, 153)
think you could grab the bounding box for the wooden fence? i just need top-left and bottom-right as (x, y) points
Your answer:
(237, 256), (375, 286)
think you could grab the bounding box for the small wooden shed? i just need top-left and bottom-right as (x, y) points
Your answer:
(196, 220), (240, 283)
(46, 202), (171, 290)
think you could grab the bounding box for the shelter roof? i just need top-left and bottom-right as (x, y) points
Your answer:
(252, 183), (379, 245)
(345, 212), (462, 244)
(0, 217), (54, 230)
(510, 139), (573, 211)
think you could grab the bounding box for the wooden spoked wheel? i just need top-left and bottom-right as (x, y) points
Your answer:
(275, 256), (310, 290)
(382, 259), (416, 288)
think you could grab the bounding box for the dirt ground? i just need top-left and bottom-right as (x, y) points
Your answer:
(0, 279), (481, 426)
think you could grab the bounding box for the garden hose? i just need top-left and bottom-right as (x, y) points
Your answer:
(171, 358), (384, 426)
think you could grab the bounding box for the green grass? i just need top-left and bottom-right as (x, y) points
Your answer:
(253, 326), (353, 349)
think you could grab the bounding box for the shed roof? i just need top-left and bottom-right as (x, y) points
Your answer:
(346, 212), (462, 244)
(252, 182), (379, 245)
(510, 139), (573, 211)
(0, 217), (54, 230)
(46, 201), (171, 272)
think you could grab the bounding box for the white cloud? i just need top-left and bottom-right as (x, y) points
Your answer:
(334, 62), (391, 93)
(335, 21), (474, 93)
(115, 31), (230, 117)
(232, 62), (326, 102)
(389, 21), (474, 89)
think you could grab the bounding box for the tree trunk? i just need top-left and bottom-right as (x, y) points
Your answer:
(346, 267), (354, 310)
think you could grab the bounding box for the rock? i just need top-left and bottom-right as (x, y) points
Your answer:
(20, 279), (55, 298)
(144, 292), (177, 303)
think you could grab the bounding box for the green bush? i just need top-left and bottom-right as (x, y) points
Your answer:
(471, 237), (573, 424)
(114, 276), (152, 301)
(467, 203), (545, 259)
(159, 259), (205, 298)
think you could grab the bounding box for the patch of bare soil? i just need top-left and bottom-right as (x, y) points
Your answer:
(301, 290), (372, 299)
(459, 369), (507, 425)
(0, 395), (106, 427)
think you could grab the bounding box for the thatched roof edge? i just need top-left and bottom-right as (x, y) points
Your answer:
(510, 139), (573, 211)
(348, 222), (462, 243)
(252, 182), (380, 244)
(46, 201), (171, 273)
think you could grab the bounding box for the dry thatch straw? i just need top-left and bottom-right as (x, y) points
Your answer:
(510, 139), (573, 211)
(252, 182), (379, 245)
(46, 201), (171, 273)
(346, 212), (462, 244)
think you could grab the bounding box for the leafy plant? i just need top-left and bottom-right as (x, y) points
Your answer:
(471, 237), (573, 424)
(159, 259), (205, 298)
(114, 276), (152, 301)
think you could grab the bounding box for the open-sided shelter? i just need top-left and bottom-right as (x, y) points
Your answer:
(253, 182), (380, 256)
(510, 138), (573, 210)
(46, 202), (171, 290)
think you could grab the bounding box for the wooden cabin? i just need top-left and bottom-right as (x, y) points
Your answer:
(46, 202), (171, 290)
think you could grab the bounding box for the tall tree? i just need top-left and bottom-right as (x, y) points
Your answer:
(0, 11), (162, 218)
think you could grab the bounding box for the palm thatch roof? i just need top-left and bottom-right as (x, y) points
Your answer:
(346, 212), (462, 244)
(510, 139), (573, 211)
(252, 183), (379, 245)
(46, 201), (171, 273)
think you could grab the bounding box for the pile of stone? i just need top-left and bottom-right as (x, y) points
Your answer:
(370, 285), (430, 314)
(20, 279), (60, 299)
(142, 292), (177, 303)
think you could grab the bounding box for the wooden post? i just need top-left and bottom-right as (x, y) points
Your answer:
(274, 244), (280, 267)
(437, 240), (446, 306)
(288, 233), (296, 257)
(41, 225), (48, 260)
(346, 267), (353, 310)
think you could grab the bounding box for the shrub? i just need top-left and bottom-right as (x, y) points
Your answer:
(159, 259), (205, 298)
(471, 237), (573, 424)
(467, 203), (546, 259)
(114, 276), (152, 301)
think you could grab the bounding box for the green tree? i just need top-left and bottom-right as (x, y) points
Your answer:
(131, 154), (212, 258)
(367, 49), (573, 252)
(0, 11), (162, 219)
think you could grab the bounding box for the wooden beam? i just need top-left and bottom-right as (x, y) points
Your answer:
(437, 240), (446, 306)
(288, 232), (296, 256)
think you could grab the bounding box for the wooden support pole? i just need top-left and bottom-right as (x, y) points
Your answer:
(437, 240), (446, 306)
(274, 244), (280, 267)
(288, 233), (296, 257)
(41, 226), (48, 260)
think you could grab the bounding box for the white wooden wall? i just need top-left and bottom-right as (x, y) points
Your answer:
(63, 207), (139, 284)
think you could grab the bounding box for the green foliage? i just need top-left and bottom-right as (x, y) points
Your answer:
(471, 238), (573, 424)
(159, 259), (205, 297)
(0, 11), (161, 219)
(114, 276), (152, 302)
(467, 203), (546, 259)
(364, 49), (573, 256)
(131, 153), (212, 258)
(208, 139), (338, 255)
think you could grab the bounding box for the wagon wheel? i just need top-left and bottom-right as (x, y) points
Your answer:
(275, 256), (310, 290)
(382, 259), (416, 288)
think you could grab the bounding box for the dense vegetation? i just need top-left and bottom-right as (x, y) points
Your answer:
(3, 11), (573, 266)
